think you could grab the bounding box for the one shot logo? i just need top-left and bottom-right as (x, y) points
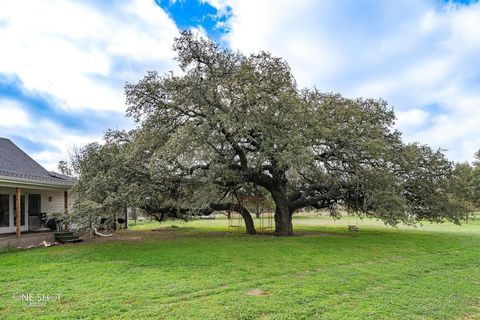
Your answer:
(12, 293), (62, 307)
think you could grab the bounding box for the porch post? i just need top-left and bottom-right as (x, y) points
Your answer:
(64, 190), (68, 231)
(16, 187), (21, 238)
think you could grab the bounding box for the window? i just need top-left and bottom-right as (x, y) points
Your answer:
(0, 194), (9, 227)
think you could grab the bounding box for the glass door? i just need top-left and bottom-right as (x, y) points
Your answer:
(0, 194), (9, 231)
(28, 194), (42, 229)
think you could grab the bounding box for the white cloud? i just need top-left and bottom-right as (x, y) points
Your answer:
(28, 121), (101, 171)
(0, 0), (178, 112)
(2, 0), (480, 166)
(0, 0), (179, 169)
(0, 99), (30, 128)
(396, 108), (429, 132)
(0, 100), (102, 170)
(208, 0), (480, 162)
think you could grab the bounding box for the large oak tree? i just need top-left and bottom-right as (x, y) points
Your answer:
(117, 31), (468, 235)
(72, 31), (470, 236)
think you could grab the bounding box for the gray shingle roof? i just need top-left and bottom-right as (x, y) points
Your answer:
(0, 138), (73, 187)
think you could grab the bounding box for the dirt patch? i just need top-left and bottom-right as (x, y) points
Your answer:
(80, 228), (349, 245)
(152, 227), (182, 232)
(247, 288), (268, 296)
(464, 304), (480, 319)
(113, 236), (144, 241)
(82, 230), (163, 243)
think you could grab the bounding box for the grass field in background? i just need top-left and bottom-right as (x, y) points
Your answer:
(1, 215), (480, 319)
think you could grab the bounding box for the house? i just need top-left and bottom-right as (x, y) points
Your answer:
(0, 137), (73, 237)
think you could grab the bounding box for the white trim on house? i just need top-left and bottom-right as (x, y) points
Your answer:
(0, 177), (71, 189)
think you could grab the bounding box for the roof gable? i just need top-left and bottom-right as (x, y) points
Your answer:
(0, 138), (72, 187)
(0, 138), (50, 177)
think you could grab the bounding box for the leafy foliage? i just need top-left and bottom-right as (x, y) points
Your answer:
(72, 31), (471, 235)
(70, 134), (132, 230)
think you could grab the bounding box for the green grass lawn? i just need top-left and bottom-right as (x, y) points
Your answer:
(1, 215), (480, 319)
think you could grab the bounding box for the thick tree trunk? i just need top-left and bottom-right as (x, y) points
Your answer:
(271, 187), (293, 236)
(233, 204), (256, 235)
(274, 205), (292, 236)
(210, 203), (256, 235)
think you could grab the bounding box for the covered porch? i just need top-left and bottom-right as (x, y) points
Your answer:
(0, 183), (70, 237)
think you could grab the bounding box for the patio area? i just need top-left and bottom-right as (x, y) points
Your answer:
(0, 231), (55, 249)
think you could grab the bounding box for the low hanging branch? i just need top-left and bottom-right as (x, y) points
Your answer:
(142, 202), (256, 235)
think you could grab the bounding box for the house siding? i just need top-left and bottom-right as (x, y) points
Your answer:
(40, 190), (69, 213)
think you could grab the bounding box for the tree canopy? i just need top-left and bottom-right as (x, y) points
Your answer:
(71, 31), (471, 236)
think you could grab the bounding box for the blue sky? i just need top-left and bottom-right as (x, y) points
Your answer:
(0, 0), (479, 170)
